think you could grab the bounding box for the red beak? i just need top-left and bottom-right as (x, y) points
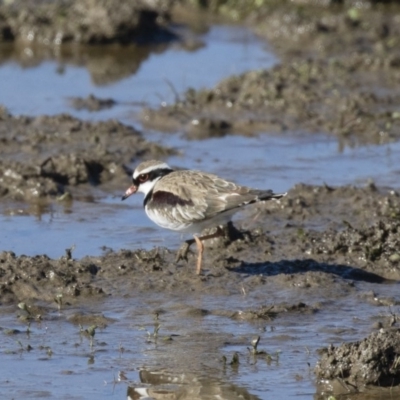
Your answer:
(121, 185), (138, 200)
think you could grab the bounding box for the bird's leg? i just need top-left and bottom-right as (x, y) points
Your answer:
(176, 227), (226, 273)
(193, 235), (204, 275)
(176, 238), (195, 263)
(193, 227), (225, 274)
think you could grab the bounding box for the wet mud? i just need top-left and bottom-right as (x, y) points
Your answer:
(1, 182), (399, 304)
(0, 108), (174, 201)
(316, 329), (400, 389)
(144, 2), (400, 144)
(142, 55), (400, 143)
(0, 0), (176, 45)
(2, 182), (400, 396)
(2, 0), (400, 398)
(69, 94), (116, 112)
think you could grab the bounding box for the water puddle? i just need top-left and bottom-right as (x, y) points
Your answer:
(0, 25), (276, 119)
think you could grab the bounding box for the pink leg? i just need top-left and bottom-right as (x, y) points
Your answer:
(193, 235), (204, 275)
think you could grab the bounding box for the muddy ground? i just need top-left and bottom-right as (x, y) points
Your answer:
(143, 1), (400, 143)
(2, 182), (400, 303)
(1, 0), (400, 397)
(0, 107), (174, 201)
(0, 0), (176, 45)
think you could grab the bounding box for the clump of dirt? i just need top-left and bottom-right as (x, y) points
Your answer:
(270, 184), (400, 281)
(141, 55), (400, 143)
(69, 94), (116, 112)
(0, 109), (174, 201)
(0, 251), (105, 306)
(0, 0), (177, 45)
(186, 1), (400, 60)
(226, 302), (318, 321)
(306, 219), (400, 276)
(315, 329), (400, 388)
(143, 1), (400, 143)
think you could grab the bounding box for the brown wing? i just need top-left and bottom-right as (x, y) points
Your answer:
(152, 170), (279, 224)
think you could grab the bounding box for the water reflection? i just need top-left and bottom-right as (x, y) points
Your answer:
(0, 41), (173, 85)
(315, 380), (400, 400)
(127, 368), (260, 400)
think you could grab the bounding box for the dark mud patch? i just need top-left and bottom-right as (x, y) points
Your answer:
(69, 94), (116, 112)
(267, 184), (400, 281)
(315, 329), (400, 389)
(67, 312), (114, 328)
(0, 108), (174, 202)
(219, 302), (318, 322)
(0, 0), (176, 45)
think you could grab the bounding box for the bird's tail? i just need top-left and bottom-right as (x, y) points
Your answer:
(259, 190), (287, 201)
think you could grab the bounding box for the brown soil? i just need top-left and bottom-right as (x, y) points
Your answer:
(0, 0), (177, 45)
(1, 183), (399, 305)
(315, 329), (400, 388)
(143, 2), (400, 145)
(0, 108), (174, 202)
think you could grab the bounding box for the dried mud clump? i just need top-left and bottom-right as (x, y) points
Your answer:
(315, 329), (400, 388)
(0, 0), (176, 45)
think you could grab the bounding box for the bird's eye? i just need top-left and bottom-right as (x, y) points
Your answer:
(138, 173), (149, 183)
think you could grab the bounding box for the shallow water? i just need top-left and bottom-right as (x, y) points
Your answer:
(1, 23), (400, 399)
(0, 25), (276, 118)
(1, 281), (399, 399)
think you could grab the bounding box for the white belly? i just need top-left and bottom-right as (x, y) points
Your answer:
(145, 207), (193, 232)
(145, 205), (239, 235)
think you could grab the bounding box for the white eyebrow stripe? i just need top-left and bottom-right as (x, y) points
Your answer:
(133, 163), (171, 178)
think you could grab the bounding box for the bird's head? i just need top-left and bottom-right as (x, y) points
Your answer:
(122, 160), (173, 200)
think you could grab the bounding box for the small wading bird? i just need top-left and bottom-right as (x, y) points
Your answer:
(122, 160), (286, 274)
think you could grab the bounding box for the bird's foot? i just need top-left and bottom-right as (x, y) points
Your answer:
(175, 240), (194, 263)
